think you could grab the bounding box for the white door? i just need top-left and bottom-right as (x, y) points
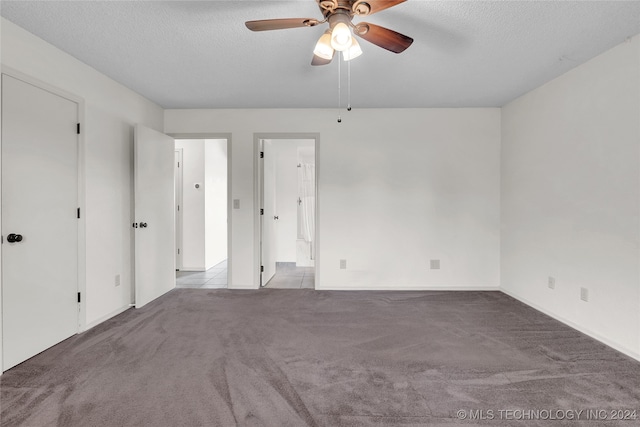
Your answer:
(261, 140), (277, 285)
(2, 74), (79, 371)
(174, 149), (183, 270)
(134, 125), (175, 308)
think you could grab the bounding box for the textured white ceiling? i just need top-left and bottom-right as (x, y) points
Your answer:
(2, 1), (639, 109)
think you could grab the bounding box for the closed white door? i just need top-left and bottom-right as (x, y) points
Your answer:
(134, 125), (175, 308)
(2, 74), (79, 371)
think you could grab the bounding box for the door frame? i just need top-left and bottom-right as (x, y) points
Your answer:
(0, 66), (86, 372)
(167, 133), (232, 285)
(254, 133), (320, 289)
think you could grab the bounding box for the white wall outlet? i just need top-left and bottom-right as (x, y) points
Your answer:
(548, 276), (555, 289)
(115, 274), (121, 287)
(233, 199), (240, 209)
(580, 287), (589, 302)
(430, 259), (440, 270)
(340, 259), (347, 269)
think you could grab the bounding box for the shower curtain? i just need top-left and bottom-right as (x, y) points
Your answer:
(297, 163), (315, 259)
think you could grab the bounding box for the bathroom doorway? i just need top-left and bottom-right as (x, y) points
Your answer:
(258, 137), (317, 289)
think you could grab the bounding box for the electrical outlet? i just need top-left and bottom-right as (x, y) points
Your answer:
(340, 259), (347, 269)
(430, 259), (440, 270)
(115, 274), (121, 287)
(233, 199), (240, 209)
(580, 287), (589, 302)
(548, 276), (555, 289)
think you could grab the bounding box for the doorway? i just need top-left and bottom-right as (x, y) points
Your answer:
(257, 136), (318, 289)
(174, 138), (229, 289)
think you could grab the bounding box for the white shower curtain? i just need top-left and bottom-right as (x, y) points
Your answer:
(297, 163), (315, 259)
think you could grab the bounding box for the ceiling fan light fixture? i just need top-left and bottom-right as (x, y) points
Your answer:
(314, 30), (334, 60)
(330, 22), (352, 51)
(343, 37), (363, 61)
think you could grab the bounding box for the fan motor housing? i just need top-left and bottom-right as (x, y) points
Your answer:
(318, 0), (372, 17)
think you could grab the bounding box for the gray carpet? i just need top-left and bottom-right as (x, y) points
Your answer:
(1, 290), (639, 426)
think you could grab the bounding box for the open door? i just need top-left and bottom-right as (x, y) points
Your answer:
(260, 140), (277, 286)
(134, 125), (175, 308)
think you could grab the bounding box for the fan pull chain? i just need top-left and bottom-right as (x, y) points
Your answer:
(337, 53), (342, 123)
(347, 59), (352, 112)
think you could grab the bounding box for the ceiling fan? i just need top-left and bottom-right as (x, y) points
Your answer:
(245, 0), (413, 65)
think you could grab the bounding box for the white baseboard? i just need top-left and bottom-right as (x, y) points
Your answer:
(315, 285), (500, 291)
(228, 285), (258, 290)
(178, 267), (205, 272)
(81, 305), (131, 332)
(500, 288), (640, 363)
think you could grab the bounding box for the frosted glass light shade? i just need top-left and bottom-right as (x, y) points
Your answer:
(330, 22), (352, 51)
(314, 31), (334, 60)
(343, 37), (362, 61)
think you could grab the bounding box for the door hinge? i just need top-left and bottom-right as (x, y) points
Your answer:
(261, 265), (264, 272)
(177, 205), (180, 211)
(177, 161), (180, 168)
(77, 292), (81, 303)
(260, 209), (264, 215)
(77, 123), (81, 134)
(77, 207), (81, 219)
(260, 151), (264, 158)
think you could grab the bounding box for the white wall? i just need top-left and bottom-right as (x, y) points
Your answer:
(1, 18), (164, 332)
(175, 139), (206, 270)
(165, 108), (501, 290)
(0, 15), (163, 342)
(204, 139), (228, 268)
(501, 35), (640, 358)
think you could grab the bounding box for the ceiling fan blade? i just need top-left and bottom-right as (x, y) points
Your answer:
(354, 0), (407, 16)
(245, 18), (319, 31)
(311, 53), (334, 66)
(355, 22), (413, 53)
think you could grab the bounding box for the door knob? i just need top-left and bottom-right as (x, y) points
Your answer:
(7, 233), (23, 243)
(140, 222), (148, 228)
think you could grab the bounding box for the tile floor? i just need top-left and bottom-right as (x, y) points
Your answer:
(264, 262), (315, 289)
(176, 259), (227, 289)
